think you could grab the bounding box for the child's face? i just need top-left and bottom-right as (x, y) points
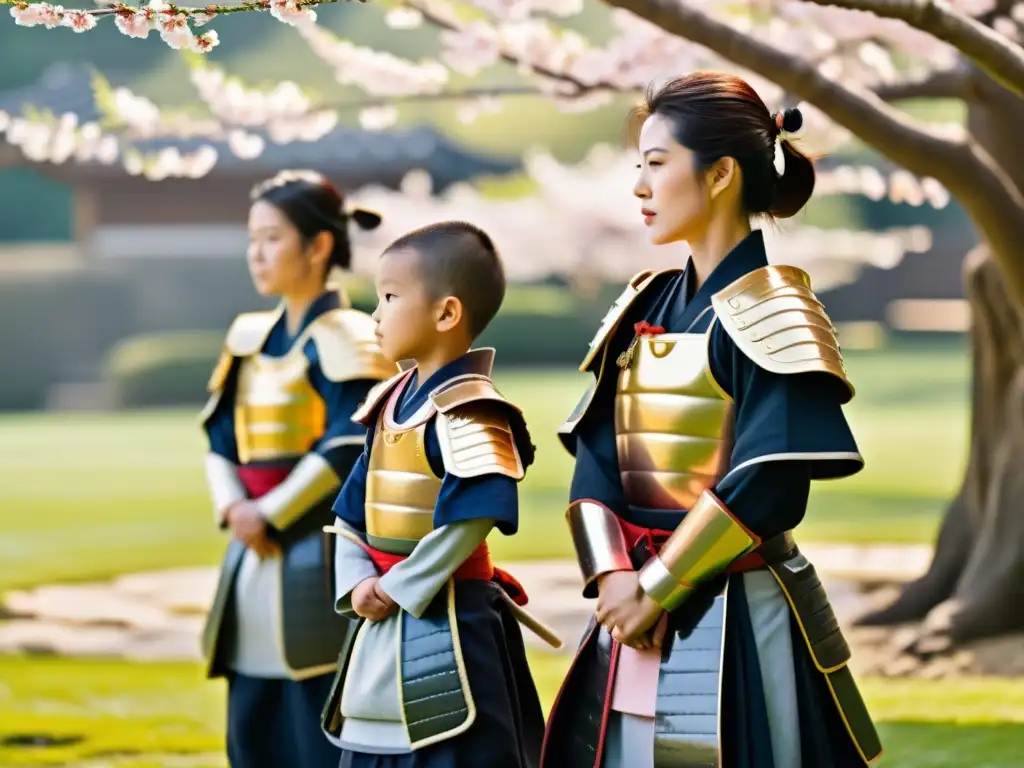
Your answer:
(373, 247), (439, 363)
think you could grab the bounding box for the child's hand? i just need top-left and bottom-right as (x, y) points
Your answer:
(351, 577), (394, 621)
(372, 580), (398, 617)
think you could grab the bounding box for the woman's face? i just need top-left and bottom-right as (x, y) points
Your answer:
(246, 199), (324, 297)
(632, 114), (714, 246)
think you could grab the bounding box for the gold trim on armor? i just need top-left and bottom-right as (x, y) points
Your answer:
(637, 491), (760, 611)
(710, 265), (855, 402)
(398, 580), (478, 750)
(353, 369), (414, 426)
(204, 452), (246, 525)
(255, 452), (341, 529)
(565, 500), (632, 598)
(823, 668), (884, 764)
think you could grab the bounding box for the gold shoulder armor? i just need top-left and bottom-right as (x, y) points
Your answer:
(224, 310), (280, 357)
(351, 369), (411, 426)
(710, 266), (855, 402)
(579, 268), (681, 372)
(430, 376), (533, 481)
(307, 308), (400, 383)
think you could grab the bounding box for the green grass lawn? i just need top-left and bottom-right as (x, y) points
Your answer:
(2, 654), (1022, 768)
(0, 340), (969, 594)
(2, 338), (1018, 767)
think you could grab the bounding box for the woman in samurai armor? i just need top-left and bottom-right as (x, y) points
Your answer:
(541, 72), (884, 768)
(198, 170), (398, 768)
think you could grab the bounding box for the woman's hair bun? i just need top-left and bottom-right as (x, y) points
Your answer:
(780, 107), (803, 134)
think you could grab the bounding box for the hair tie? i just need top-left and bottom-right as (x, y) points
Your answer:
(772, 107), (804, 175)
(349, 207), (382, 232)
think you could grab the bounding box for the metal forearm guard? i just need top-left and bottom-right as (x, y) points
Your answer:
(566, 500), (633, 598)
(637, 491), (760, 612)
(255, 452), (341, 530)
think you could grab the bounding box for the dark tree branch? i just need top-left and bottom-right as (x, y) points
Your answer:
(800, 0), (1024, 99)
(873, 66), (974, 100)
(602, 0), (1024, 305)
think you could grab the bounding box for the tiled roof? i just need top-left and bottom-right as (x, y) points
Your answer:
(0, 63), (520, 189)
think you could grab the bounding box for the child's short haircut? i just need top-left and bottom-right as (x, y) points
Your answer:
(384, 220), (506, 339)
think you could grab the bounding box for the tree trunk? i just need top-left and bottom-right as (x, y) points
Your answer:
(856, 83), (1024, 650)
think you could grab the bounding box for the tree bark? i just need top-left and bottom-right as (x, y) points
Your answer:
(857, 82), (1024, 647)
(856, 244), (1024, 643)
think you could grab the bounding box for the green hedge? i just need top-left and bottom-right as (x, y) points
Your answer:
(0, 269), (132, 410)
(104, 331), (223, 409)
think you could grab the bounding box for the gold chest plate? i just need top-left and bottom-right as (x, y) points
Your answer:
(615, 332), (732, 510)
(364, 393), (442, 553)
(234, 349), (326, 464)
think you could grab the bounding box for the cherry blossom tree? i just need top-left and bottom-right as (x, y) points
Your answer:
(4, 0), (1024, 652)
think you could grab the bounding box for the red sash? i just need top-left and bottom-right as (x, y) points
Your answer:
(617, 516), (766, 573)
(351, 537), (529, 607)
(237, 464), (293, 498)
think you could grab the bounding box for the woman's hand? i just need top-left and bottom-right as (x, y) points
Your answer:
(595, 571), (666, 649)
(226, 501), (280, 559)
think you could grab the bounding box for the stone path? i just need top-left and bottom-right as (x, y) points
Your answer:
(0, 543), (931, 662)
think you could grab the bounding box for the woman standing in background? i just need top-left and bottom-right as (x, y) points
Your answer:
(199, 170), (397, 768)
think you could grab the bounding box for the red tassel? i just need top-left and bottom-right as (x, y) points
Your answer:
(634, 321), (665, 337)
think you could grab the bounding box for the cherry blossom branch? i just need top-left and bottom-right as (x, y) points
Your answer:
(602, 0), (1024, 303)
(873, 65), (974, 100)
(798, 0), (1024, 98)
(1, 0), (358, 51)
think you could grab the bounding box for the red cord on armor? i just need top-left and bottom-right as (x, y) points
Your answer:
(633, 321), (665, 337)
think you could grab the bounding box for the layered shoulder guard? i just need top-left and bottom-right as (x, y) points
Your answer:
(430, 375), (534, 481)
(579, 268), (679, 373)
(307, 308), (399, 383)
(351, 368), (413, 426)
(710, 265), (854, 402)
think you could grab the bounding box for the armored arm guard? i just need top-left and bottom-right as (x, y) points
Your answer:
(200, 311), (279, 525)
(205, 454), (246, 527)
(430, 375), (534, 481)
(566, 500), (633, 598)
(254, 453), (342, 530)
(710, 265), (854, 402)
(637, 490), (760, 611)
